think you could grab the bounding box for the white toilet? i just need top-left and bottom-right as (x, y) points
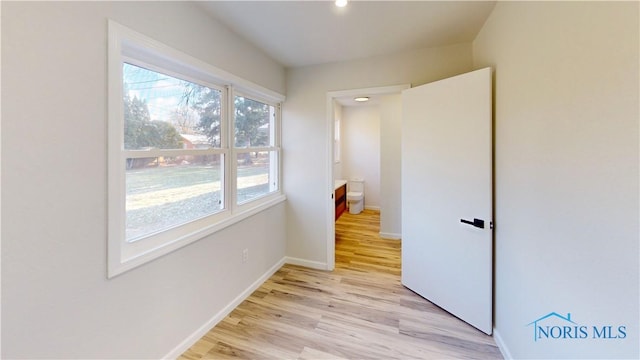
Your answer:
(347, 178), (364, 214)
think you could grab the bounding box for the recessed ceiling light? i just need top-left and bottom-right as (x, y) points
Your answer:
(335, 0), (348, 8)
(354, 97), (370, 102)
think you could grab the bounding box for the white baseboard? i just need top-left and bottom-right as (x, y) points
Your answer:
(379, 232), (401, 240)
(163, 257), (287, 359)
(284, 256), (328, 270)
(493, 328), (512, 360)
(364, 205), (380, 211)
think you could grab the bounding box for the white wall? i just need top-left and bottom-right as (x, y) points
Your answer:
(284, 43), (473, 266)
(333, 102), (343, 181)
(473, 2), (639, 358)
(1, 2), (286, 358)
(341, 105), (380, 210)
(379, 94), (403, 238)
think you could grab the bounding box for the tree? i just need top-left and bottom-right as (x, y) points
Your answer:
(181, 83), (222, 147)
(169, 105), (199, 134)
(124, 93), (183, 150)
(181, 85), (271, 151)
(124, 93), (183, 169)
(234, 96), (270, 148)
(124, 94), (151, 149)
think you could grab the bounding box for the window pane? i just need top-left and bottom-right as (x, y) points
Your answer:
(236, 151), (275, 203)
(123, 63), (222, 150)
(234, 96), (274, 147)
(126, 155), (224, 241)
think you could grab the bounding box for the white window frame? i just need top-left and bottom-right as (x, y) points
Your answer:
(107, 20), (285, 278)
(232, 91), (281, 209)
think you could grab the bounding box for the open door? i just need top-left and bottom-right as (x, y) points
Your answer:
(401, 68), (493, 334)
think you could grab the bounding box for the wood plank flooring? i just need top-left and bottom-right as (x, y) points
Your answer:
(179, 209), (502, 359)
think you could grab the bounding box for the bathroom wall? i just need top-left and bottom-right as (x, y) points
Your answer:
(379, 94), (402, 238)
(333, 102), (343, 181)
(341, 105), (381, 209)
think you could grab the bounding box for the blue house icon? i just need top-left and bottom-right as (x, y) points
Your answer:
(527, 312), (577, 341)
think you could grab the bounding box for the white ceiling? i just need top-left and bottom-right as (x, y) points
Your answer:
(199, 1), (497, 69)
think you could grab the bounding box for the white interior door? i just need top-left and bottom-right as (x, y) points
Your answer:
(401, 67), (493, 335)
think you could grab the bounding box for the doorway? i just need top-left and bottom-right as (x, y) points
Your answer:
(325, 84), (409, 270)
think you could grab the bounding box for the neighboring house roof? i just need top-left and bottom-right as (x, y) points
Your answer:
(180, 134), (209, 145)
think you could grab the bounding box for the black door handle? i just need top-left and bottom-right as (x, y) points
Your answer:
(461, 218), (485, 229)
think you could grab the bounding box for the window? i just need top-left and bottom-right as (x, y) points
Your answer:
(108, 21), (285, 277)
(234, 95), (279, 204)
(123, 63), (225, 242)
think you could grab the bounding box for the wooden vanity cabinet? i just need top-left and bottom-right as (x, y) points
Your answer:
(335, 183), (347, 220)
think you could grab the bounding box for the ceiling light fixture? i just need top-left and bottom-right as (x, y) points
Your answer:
(354, 97), (370, 102)
(335, 0), (348, 8)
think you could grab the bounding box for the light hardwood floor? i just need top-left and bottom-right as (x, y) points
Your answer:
(179, 209), (502, 359)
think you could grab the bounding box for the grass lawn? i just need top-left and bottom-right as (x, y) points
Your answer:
(126, 161), (271, 241)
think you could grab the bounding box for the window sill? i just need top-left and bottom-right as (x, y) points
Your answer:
(217, 193), (287, 233)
